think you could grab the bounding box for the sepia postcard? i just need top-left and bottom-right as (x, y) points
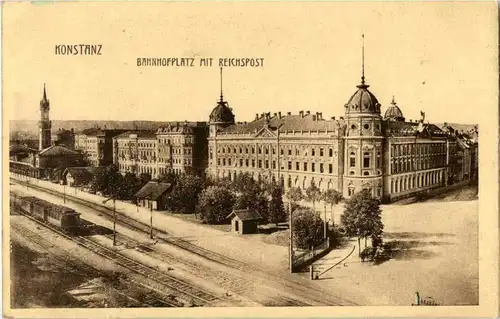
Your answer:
(2, 1), (499, 318)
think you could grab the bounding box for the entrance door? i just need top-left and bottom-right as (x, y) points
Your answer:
(235, 220), (239, 232)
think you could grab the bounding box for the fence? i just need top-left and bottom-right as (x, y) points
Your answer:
(292, 240), (330, 272)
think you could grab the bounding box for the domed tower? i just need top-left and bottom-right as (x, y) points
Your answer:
(38, 83), (52, 150)
(208, 68), (235, 178)
(343, 35), (384, 199)
(209, 67), (235, 137)
(384, 96), (405, 122)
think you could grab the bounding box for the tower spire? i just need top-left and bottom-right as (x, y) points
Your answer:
(391, 95), (396, 105)
(361, 34), (365, 85)
(220, 67), (224, 102)
(43, 83), (47, 101)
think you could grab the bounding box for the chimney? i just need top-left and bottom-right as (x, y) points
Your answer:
(318, 112), (323, 120)
(287, 112), (291, 116)
(273, 112), (277, 117)
(299, 111), (304, 118)
(331, 116), (336, 120)
(340, 116), (344, 120)
(312, 115), (317, 121)
(255, 113), (259, 120)
(306, 110), (311, 115)
(278, 112), (282, 118)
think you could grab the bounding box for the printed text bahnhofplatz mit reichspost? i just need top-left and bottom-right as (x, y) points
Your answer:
(137, 57), (265, 67)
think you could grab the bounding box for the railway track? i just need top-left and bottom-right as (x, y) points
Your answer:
(10, 203), (225, 307)
(11, 178), (358, 306)
(10, 219), (181, 307)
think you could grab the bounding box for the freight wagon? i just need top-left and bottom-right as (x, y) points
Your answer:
(11, 194), (81, 234)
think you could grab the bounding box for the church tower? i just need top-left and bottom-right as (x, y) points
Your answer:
(39, 84), (52, 150)
(343, 35), (384, 199)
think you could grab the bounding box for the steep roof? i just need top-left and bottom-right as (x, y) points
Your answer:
(227, 209), (263, 221)
(39, 145), (80, 157)
(10, 143), (38, 154)
(220, 112), (345, 135)
(134, 181), (172, 200)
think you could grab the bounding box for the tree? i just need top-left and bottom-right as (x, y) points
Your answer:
(106, 165), (124, 199)
(341, 189), (384, 257)
(305, 182), (322, 211)
(120, 172), (141, 199)
(286, 187), (304, 213)
(157, 171), (177, 184)
(197, 186), (235, 224)
(268, 185), (286, 226)
(292, 207), (325, 250)
(167, 173), (203, 214)
(90, 167), (109, 193)
(322, 189), (343, 227)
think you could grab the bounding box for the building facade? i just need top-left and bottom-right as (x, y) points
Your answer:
(112, 123), (208, 178)
(75, 129), (128, 166)
(207, 77), (478, 203)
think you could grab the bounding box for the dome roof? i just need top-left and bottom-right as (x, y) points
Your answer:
(384, 97), (405, 121)
(209, 99), (235, 124)
(345, 83), (381, 114)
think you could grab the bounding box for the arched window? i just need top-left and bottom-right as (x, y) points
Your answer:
(376, 151), (381, 168)
(363, 152), (371, 168)
(349, 152), (356, 167)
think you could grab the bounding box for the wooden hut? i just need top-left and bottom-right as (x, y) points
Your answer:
(226, 209), (263, 235)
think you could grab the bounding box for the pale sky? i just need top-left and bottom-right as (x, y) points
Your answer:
(3, 1), (498, 126)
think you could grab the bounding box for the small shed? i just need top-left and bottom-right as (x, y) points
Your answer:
(134, 181), (172, 211)
(226, 209), (263, 235)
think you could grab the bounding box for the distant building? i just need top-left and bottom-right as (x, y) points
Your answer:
(36, 145), (85, 169)
(112, 123), (208, 178)
(75, 128), (129, 166)
(63, 166), (108, 187)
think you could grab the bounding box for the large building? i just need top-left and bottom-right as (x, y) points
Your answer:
(207, 71), (478, 203)
(75, 128), (129, 166)
(112, 122), (208, 178)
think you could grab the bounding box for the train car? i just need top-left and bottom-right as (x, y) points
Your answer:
(11, 194), (81, 234)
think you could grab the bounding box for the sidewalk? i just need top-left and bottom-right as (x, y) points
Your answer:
(11, 175), (290, 272)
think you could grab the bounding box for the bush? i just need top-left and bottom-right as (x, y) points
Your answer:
(197, 186), (235, 224)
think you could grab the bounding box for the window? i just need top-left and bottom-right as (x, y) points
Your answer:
(265, 147), (269, 155)
(252, 159), (255, 167)
(223, 159), (226, 166)
(349, 152), (356, 167)
(348, 188), (355, 196)
(288, 149), (292, 156)
(228, 159), (232, 166)
(304, 163), (308, 171)
(246, 148), (249, 154)
(312, 149), (315, 156)
(246, 159), (249, 167)
(329, 148), (333, 157)
(281, 148), (284, 155)
(288, 161), (292, 170)
(239, 148), (242, 154)
(364, 124), (370, 130)
(363, 152), (370, 168)
(239, 159), (243, 166)
(376, 151), (381, 168)
(252, 147), (255, 154)
(364, 171), (369, 176)
(351, 124), (356, 130)
(320, 148), (324, 157)
(329, 164), (333, 174)
(272, 161), (276, 169)
(320, 163), (324, 173)
(258, 160), (262, 168)
(259, 147), (262, 154)
(296, 162), (300, 170)
(265, 160), (269, 169)
(312, 163), (315, 172)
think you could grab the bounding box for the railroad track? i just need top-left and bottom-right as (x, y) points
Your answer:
(10, 219), (180, 307)
(11, 178), (358, 306)
(10, 202), (224, 307)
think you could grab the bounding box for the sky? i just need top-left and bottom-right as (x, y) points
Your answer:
(3, 1), (498, 126)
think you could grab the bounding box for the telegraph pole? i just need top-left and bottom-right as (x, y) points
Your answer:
(289, 200), (293, 273)
(150, 199), (154, 239)
(113, 198), (116, 246)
